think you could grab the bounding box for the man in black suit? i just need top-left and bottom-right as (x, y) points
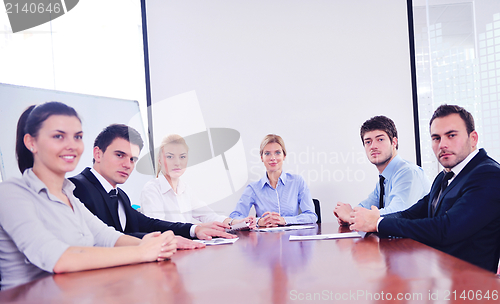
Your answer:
(70, 124), (234, 248)
(350, 105), (500, 272)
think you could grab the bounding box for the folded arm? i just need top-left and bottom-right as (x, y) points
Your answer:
(379, 170), (500, 246)
(54, 231), (177, 273)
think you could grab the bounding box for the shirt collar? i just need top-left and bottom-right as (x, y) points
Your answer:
(158, 174), (184, 194)
(90, 167), (117, 193)
(24, 168), (75, 195)
(445, 148), (479, 180)
(380, 154), (402, 180)
(259, 171), (286, 189)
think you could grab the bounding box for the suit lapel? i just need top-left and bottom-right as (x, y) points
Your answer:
(433, 149), (486, 215)
(428, 171), (444, 216)
(83, 168), (123, 232)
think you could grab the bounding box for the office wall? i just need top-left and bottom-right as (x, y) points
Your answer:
(143, 0), (417, 223)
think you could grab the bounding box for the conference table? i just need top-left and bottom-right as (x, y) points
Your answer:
(1, 223), (499, 303)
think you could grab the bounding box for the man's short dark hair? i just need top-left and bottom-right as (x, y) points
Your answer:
(429, 104), (475, 134)
(360, 116), (398, 149)
(93, 124), (144, 163)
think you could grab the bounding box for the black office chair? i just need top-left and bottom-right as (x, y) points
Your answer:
(313, 198), (321, 223)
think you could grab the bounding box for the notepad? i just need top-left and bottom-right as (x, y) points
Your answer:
(255, 225), (316, 232)
(195, 237), (239, 246)
(289, 232), (363, 241)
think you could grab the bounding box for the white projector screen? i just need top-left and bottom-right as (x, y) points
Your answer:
(143, 0), (417, 223)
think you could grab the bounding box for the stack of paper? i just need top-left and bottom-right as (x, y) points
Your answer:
(289, 232), (363, 241)
(195, 237), (239, 246)
(255, 225), (316, 232)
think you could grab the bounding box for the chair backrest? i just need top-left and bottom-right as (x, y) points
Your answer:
(313, 199), (321, 223)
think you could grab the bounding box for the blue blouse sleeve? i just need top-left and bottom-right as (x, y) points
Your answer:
(229, 184), (256, 219)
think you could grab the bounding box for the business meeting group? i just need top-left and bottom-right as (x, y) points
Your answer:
(0, 100), (499, 291)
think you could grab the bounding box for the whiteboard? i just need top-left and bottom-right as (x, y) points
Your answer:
(143, 0), (416, 223)
(0, 83), (153, 206)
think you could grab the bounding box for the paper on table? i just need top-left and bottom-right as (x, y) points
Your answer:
(195, 237), (239, 246)
(289, 232), (363, 241)
(255, 225), (316, 232)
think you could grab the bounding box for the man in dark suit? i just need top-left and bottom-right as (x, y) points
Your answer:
(350, 105), (500, 273)
(70, 124), (234, 248)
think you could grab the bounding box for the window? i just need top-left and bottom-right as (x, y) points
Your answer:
(413, 0), (500, 179)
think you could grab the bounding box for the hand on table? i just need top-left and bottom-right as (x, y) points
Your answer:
(194, 226), (237, 240)
(231, 216), (257, 229)
(199, 221), (230, 231)
(258, 212), (285, 227)
(175, 236), (205, 250)
(333, 202), (353, 226)
(139, 231), (177, 262)
(349, 206), (380, 233)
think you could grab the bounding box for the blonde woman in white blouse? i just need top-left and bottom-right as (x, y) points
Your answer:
(141, 134), (254, 229)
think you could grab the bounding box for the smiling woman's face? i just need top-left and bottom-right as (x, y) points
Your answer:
(261, 142), (285, 173)
(27, 115), (84, 177)
(160, 143), (188, 181)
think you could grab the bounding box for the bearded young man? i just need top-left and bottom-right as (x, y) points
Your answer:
(334, 116), (430, 225)
(350, 105), (500, 273)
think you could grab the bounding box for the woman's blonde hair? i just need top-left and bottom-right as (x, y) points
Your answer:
(259, 134), (287, 157)
(156, 134), (189, 177)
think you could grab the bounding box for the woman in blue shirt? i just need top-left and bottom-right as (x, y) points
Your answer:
(230, 134), (317, 227)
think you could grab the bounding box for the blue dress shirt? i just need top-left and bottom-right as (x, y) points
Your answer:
(359, 154), (431, 215)
(230, 172), (317, 225)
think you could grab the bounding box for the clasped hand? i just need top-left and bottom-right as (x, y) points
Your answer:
(140, 231), (177, 262)
(349, 206), (380, 233)
(334, 203), (380, 233)
(258, 211), (285, 227)
(333, 202), (353, 226)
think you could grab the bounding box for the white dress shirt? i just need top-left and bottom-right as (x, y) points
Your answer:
(90, 168), (127, 230)
(141, 174), (227, 224)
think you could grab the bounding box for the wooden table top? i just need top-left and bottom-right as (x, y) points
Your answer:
(1, 223), (499, 303)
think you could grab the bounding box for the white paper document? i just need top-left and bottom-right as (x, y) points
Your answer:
(255, 225), (316, 232)
(289, 232), (363, 241)
(195, 237), (239, 246)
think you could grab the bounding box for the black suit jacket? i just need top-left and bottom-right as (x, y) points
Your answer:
(379, 149), (500, 272)
(70, 168), (192, 239)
